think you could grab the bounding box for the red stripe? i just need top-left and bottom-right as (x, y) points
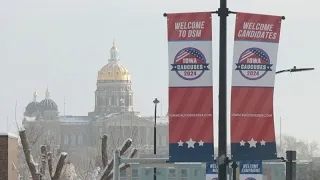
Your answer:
(167, 12), (212, 41)
(240, 88), (273, 140)
(183, 88), (212, 141)
(231, 87), (275, 142)
(169, 87), (213, 143)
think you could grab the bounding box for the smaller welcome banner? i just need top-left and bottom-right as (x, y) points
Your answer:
(206, 161), (218, 180)
(239, 161), (263, 180)
(167, 12), (214, 162)
(230, 12), (283, 160)
(206, 161), (231, 180)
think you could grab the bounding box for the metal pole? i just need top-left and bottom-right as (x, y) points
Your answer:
(154, 102), (157, 180)
(280, 117), (282, 151)
(113, 149), (120, 180)
(286, 150), (296, 180)
(231, 162), (237, 180)
(217, 0), (228, 178)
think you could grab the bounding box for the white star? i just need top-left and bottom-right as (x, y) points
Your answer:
(239, 140), (245, 146)
(260, 140), (266, 146)
(248, 138), (257, 148)
(198, 140), (204, 146)
(186, 138), (196, 148)
(177, 140), (184, 147)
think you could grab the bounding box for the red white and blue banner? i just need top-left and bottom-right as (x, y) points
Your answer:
(230, 12), (283, 160)
(206, 161), (230, 180)
(206, 162), (218, 180)
(239, 161), (263, 180)
(167, 12), (214, 162)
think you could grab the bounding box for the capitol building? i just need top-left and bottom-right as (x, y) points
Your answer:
(22, 41), (169, 168)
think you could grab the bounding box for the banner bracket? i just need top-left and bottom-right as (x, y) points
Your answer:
(163, 11), (219, 17)
(162, 12), (285, 20)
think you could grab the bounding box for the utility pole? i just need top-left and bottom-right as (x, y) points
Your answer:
(217, 0), (229, 179)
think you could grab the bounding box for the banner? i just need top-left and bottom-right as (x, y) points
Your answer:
(206, 161), (231, 180)
(239, 161), (263, 180)
(206, 162), (218, 180)
(167, 12), (214, 162)
(230, 12), (283, 160)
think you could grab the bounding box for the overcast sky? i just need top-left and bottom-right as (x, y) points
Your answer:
(0, 0), (319, 143)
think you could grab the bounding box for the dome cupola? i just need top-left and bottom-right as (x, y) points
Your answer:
(97, 40), (131, 81)
(39, 88), (58, 111)
(24, 91), (40, 116)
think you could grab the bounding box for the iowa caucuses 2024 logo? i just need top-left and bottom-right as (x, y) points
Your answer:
(235, 47), (273, 80)
(171, 47), (209, 80)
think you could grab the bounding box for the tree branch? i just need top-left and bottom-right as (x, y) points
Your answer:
(52, 152), (67, 180)
(47, 152), (53, 178)
(39, 145), (47, 180)
(100, 138), (132, 180)
(19, 129), (40, 180)
(101, 134), (108, 168)
(105, 148), (138, 180)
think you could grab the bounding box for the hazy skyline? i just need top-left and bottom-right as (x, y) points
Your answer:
(1, 0), (319, 144)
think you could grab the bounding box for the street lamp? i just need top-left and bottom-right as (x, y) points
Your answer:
(153, 98), (160, 180)
(276, 66), (315, 74)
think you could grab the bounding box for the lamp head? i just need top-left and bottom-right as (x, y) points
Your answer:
(153, 98), (160, 105)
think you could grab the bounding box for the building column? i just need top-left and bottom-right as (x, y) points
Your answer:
(146, 127), (150, 145)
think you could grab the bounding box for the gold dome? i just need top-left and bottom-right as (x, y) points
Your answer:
(98, 62), (131, 81)
(97, 41), (131, 81)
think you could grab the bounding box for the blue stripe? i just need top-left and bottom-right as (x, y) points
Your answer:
(169, 143), (214, 162)
(231, 142), (277, 161)
(168, 40), (211, 42)
(235, 40), (279, 44)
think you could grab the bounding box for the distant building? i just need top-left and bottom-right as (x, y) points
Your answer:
(22, 41), (169, 174)
(0, 133), (20, 180)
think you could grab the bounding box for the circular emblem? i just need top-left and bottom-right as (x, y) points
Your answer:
(245, 178), (256, 180)
(235, 47), (273, 80)
(171, 47), (209, 80)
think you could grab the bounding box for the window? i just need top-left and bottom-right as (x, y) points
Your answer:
(132, 168), (139, 180)
(63, 135), (69, 145)
(77, 134), (83, 145)
(181, 169), (188, 180)
(194, 169), (200, 176)
(120, 169), (127, 180)
(168, 168), (176, 180)
(144, 168), (151, 176)
(71, 134), (76, 146)
(161, 136), (167, 146)
(157, 135), (160, 146)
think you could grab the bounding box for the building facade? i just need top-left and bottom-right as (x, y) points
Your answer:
(22, 41), (170, 178)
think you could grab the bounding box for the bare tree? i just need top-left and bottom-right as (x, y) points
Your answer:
(99, 134), (138, 180)
(19, 129), (67, 180)
(277, 134), (320, 160)
(76, 123), (142, 179)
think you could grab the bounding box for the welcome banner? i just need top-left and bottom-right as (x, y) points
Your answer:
(230, 12), (283, 160)
(167, 12), (214, 162)
(206, 161), (231, 180)
(206, 161), (218, 180)
(239, 161), (263, 180)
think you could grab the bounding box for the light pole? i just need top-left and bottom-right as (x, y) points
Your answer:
(153, 98), (160, 180)
(276, 66), (315, 74)
(276, 66), (314, 153)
